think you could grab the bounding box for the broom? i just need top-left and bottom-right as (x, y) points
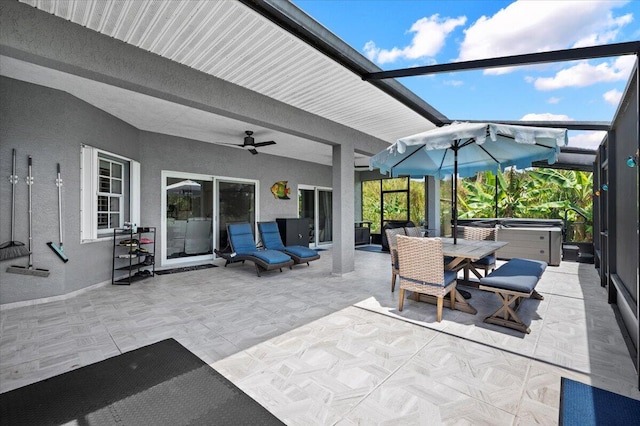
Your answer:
(47, 163), (68, 262)
(0, 149), (29, 260)
(7, 155), (50, 277)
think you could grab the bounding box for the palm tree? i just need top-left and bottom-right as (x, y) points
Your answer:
(528, 169), (593, 241)
(456, 168), (593, 241)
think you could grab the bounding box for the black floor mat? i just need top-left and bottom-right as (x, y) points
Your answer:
(155, 264), (217, 275)
(0, 338), (284, 426)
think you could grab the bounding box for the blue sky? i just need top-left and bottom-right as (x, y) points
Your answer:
(292, 0), (640, 148)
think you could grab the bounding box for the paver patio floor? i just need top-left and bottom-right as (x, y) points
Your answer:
(1, 248), (638, 424)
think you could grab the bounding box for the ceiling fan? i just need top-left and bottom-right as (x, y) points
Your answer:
(219, 130), (276, 155)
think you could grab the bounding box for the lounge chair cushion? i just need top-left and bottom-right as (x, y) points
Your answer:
(249, 249), (292, 265)
(259, 223), (287, 251)
(258, 222), (319, 264)
(228, 223), (259, 255)
(283, 245), (318, 259)
(480, 258), (547, 293)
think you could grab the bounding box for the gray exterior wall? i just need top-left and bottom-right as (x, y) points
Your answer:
(139, 131), (330, 227)
(613, 73), (638, 297)
(0, 77), (330, 305)
(0, 77), (141, 304)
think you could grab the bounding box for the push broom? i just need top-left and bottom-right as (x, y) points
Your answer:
(0, 149), (29, 261)
(47, 163), (68, 262)
(7, 155), (50, 277)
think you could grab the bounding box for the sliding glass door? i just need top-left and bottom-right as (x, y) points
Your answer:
(299, 185), (332, 247)
(163, 173), (213, 264)
(216, 179), (257, 251)
(161, 172), (258, 266)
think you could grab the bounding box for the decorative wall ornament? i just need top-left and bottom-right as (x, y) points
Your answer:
(270, 181), (291, 200)
(626, 150), (639, 168)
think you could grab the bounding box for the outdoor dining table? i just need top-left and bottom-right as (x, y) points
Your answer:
(410, 238), (508, 315)
(441, 237), (509, 284)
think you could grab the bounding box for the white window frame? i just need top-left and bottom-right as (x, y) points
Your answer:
(97, 156), (124, 232)
(81, 145), (140, 242)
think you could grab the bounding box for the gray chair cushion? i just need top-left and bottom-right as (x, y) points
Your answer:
(480, 258), (547, 293)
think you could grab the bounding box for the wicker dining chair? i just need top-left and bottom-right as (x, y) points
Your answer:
(461, 226), (498, 278)
(403, 227), (424, 238)
(385, 228), (407, 292)
(396, 235), (457, 322)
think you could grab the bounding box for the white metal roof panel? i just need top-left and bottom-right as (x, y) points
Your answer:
(19, 0), (435, 144)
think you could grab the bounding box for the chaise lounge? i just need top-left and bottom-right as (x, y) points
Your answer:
(258, 221), (320, 266)
(214, 223), (294, 276)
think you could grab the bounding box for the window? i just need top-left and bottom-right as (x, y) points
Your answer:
(81, 145), (140, 242)
(98, 157), (123, 230)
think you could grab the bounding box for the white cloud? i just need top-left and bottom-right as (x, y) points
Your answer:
(364, 14), (466, 65)
(520, 113), (573, 121)
(457, 1), (632, 74)
(547, 97), (561, 104)
(572, 13), (633, 48)
(443, 80), (463, 87)
(603, 88), (623, 105)
(532, 55), (635, 90)
(568, 131), (607, 149)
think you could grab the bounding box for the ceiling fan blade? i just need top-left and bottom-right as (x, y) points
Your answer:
(214, 141), (244, 147)
(253, 141), (276, 148)
(248, 148), (259, 155)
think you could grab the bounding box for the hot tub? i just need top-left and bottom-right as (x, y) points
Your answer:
(457, 218), (563, 266)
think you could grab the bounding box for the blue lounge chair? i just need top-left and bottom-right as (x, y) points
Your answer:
(214, 223), (294, 276)
(258, 222), (320, 266)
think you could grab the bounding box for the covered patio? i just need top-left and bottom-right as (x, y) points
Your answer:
(1, 0), (639, 423)
(1, 250), (638, 424)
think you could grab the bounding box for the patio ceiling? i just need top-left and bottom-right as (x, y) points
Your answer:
(5, 0), (443, 166)
(3, 0), (611, 171)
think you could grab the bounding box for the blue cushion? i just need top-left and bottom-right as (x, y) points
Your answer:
(228, 223), (258, 254)
(284, 245), (317, 259)
(473, 254), (496, 266)
(443, 256), (455, 265)
(480, 258), (547, 293)
(249, 249), (292, 265)
(258, 222), (286, 251)
(399, 270), (457, 287)
(444, 270), (457, 285)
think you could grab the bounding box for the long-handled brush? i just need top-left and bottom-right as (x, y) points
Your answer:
(47, 163), (68, 263)
(0, 149), (30, 261)
(7, 156), (50, 277)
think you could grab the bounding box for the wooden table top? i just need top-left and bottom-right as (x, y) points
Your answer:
(440, 238), (508, 261)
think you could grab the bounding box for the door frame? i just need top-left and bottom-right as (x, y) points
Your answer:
(299, 184), (332, 247)
(160, 171), (260, 267)
(214, 176), (260, 257)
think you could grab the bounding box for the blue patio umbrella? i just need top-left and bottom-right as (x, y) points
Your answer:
(370, 122), (568, 243)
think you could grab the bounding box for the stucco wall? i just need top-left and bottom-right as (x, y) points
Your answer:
(0, 77), (141, 304)
(138, 131), (331, 254)
(0, 77), (331, 305)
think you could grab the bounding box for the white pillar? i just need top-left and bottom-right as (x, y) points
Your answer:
(332, 143), (355, 274)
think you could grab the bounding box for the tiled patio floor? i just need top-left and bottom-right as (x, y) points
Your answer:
(1, 248), (638, 424)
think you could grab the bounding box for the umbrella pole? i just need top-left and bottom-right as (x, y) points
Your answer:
(495, 175), (498, 218)
(453, 146), (458, 244)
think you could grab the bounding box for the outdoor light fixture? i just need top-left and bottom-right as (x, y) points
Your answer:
(626, 150), (639, 168)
